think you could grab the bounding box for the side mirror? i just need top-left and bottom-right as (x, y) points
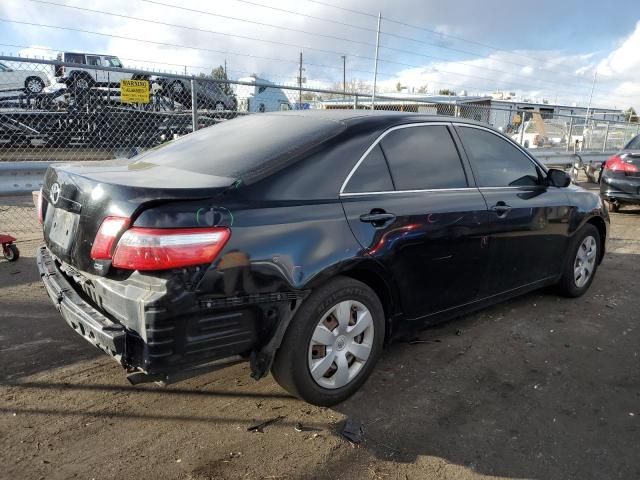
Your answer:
(547, 168), (571, 187)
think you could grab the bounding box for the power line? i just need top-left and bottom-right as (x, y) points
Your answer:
(305, 0), (585, 75)
(133, 0), (601, 93)
(25, 0), (619, 99)
(157, 0), (604, 88)
(0, 18), (631, 107)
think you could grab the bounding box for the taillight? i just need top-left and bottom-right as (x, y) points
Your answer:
(604, 155), (639, 173)
(112, 227), (230, 271)
(91, 216), (131, 260)
(37, 188), (44, 224)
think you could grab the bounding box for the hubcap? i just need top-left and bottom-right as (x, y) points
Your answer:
(27, 79), (42, 92)
(307, 300), (374, 390)
(574, 235), (597, 288)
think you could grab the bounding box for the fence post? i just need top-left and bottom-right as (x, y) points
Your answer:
(353, 94), (358, 110)
(191, 78), (198, 132)
(602, 122), (610, 152)
(519, 111), (526, 147)
(566, 116), (574, 152)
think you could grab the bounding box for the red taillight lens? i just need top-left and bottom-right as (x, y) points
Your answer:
(604, 155), (639, 173)
(112, 227), (230, 271)
(91, 216), (131, 260)
(37, 188), (44, 224)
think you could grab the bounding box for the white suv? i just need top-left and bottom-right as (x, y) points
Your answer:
(55, 52), (147, 89)
(0, 61), (50, 94)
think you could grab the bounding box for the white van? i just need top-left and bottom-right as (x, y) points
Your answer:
(235, 76), (292, 113)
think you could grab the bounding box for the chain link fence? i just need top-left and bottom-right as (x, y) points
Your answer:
(1, 55), (639, 239)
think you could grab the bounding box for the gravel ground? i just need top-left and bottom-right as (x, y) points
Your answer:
(1, 185), (639, 480)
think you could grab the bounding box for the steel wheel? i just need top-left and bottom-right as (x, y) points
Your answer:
(171, 81), (184, 95)
(574, 235), (597, 288)
(26, 77), (44, 93)
(307, 300), (374, 390)
(75, 77), (90, 89)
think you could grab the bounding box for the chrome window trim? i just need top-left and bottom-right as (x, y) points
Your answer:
(341, 187), (477, 197)
(339, 121), (454, 196)
(451, 122), (548, 174)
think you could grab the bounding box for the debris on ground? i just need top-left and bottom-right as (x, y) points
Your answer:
(341, 418), (364, 444)
(456, 329), (464, 336)
(247, 416), (285, 433)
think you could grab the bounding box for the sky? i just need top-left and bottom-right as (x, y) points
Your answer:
(0, 0), (639, 110)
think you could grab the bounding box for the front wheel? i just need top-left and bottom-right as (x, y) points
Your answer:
(558, 224), (600, 297)
(271, 277), (385, 406)
(3, 244), (19, 262)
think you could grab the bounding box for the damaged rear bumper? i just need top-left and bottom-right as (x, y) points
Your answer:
(36, 245), (307, 382)
(37, 245), (126, 361)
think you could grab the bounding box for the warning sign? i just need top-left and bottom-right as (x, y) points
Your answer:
(120, 79), (150, 104)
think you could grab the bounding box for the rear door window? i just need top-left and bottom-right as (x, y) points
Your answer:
(64, 53), (86, 64)
(379, 125), (468, 190)
(344, 144), (394, 193)
(457, 126), (541, 187)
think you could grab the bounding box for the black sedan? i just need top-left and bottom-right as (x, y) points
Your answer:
(36, 111), (608, 406)
(600, 133), (640, 212)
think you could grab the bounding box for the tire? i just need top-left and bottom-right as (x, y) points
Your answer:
(271, 276), (385, 406)
(72, 74), (93, 90)
(24, 76), (45, 94)
(4, 244), (19, 262)
(558, 224), (600, 297)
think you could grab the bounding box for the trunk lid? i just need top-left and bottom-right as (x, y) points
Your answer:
(42, 160), (235, 274)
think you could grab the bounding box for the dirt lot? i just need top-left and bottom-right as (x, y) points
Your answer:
(1, 184), (639, 480)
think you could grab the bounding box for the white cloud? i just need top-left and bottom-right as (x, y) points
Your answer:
(1, 0), (638, 109)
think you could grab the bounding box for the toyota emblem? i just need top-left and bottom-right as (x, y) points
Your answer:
(50, 183), (61, 205)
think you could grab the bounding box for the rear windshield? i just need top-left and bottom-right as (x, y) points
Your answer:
(132, 113), (345, 184)
(625, 134), (640, 150)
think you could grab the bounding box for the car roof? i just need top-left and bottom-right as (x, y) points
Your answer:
(263, 109), (491, 129)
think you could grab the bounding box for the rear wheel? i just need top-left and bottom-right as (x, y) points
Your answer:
(24, 77), (45, 94)
(271, 277), (385, 406)
(558, 224), (600, 297)
(3, 244), (19, 262)
(72, 75), (93, 90)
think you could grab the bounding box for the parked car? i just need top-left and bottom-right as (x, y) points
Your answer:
(600, 133), (640, 212)
(54, 52), (147, 89)
(36, 111), (608, 406)
(0, 61), (50, 94)
(152, 76), (237, 111)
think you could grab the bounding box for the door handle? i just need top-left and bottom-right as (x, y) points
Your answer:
(491, 202), (512, 217)
(359, 212), (396, 225)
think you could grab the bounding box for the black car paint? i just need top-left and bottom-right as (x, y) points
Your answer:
(600, 136), (640, 206)
(37, 111), (609, 383)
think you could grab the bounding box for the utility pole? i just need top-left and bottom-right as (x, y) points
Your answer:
(584, 70), (597, 150)
(371, 11), (381, 110)
(224, 59), (227, 76)
(299, 51), (303, 109)
(341, 55), (346, 99)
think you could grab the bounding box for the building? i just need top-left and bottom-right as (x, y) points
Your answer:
(321, 92), (493, 123)
(489, 99), (624, 131)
